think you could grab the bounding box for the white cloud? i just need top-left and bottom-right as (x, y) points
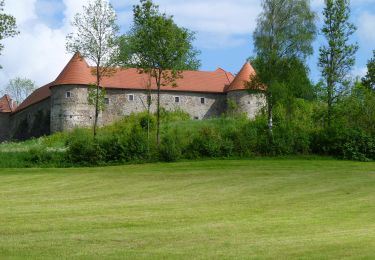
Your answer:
(0, 0), (91, 90)
(358, 12), (375, 44)
(353, 66), (367, 78)
(1, 0), (374, 91)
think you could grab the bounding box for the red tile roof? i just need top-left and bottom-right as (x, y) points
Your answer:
(53, 52), (235, 93)
(226, 62), (256, 92)
(0, 95), (14, 113)
(14, 83), (52, 112)
(14, 53), (259, 113)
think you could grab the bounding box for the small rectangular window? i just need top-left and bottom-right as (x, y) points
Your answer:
(104, 98), (109, 105)
(200, 97), (205, 104)
(128, 94), (134, 101)
(175, 96), (180, 103)
(194, 116), (199, 120)
(66, 91), (72, 98)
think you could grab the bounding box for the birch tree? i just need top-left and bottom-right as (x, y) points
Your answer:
(251, 0), (316, 132)
(66, 0), (120, 137)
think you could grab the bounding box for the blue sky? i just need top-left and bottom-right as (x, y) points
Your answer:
(1, 0), (375, 90)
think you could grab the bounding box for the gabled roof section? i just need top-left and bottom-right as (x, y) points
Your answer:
(54, 52), (94, 85)
(14, 83), (52, 112)
(0, 95), (14, 113)
(52, 53), (234, 93)
(226, 62), (256, 92)
(13, 53), (249, 112)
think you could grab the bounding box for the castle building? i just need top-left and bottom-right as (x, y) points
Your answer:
(0, 53), (266, 142)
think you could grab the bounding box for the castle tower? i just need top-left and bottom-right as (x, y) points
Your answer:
(50, 52), (96, 132)
(226, 62), (266, 118)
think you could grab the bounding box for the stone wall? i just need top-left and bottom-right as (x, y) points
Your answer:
(227, 90), (266, 119)
(51, 85), (227, 132)
(9, 98), (51, 140)
(0, 113), (10, 142)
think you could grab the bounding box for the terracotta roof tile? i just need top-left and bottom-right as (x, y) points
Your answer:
(14, 83), (52, 112)
(14, 53), (259, 112)
(53, 52), (233, 93)
(226, 62), (256, 92)
(0, 95), (14, 113)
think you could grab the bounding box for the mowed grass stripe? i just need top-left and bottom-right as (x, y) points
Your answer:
(0, 159), (375, 259)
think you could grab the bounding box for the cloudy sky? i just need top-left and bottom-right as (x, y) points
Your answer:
(1, 0), (375, 91)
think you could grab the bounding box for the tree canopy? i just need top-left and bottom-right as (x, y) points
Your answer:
(251, 0), (316, 130)
(4, 77), (36, 104)
(120, 0), (200, 144)
(362, 50), (375, 91)
(318, 0), (358, 126)
(66, 0), (120, 137)
(0, 0), (18, 68)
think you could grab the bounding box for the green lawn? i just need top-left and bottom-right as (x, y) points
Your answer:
(1, 159), (375, 259)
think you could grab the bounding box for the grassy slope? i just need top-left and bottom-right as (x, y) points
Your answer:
(1, 159), (375, 259)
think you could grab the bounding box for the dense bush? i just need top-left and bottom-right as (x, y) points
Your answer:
(159, 134), (182, 162)
(2, 95), (375, 168)
(65, 129), (103, 166)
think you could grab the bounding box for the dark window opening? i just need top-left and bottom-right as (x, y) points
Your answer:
(128, 94), (134, 101)
(175, 96), (180, 103)
(66, 91), (72, 98)
(104, 98), (109, 105)
(200, 97), (205, 104)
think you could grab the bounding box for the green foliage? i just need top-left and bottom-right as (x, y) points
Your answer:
(66, 0), (120, 137)
(66, 0), (119, 67)
(362, 50), (375, 91)
(65, 129), (103, 166)
(252, 0), (316, 130)
(120, 0), (201, 144)
(160, 108), (191, 123)
(318, 0), (358, 126)
(226, 98), (238, 117)
(87, 84), (107, 111)
(0, 0), (18, 68)
(2, 97), (375, 167)
(27, 147), (51, 163)
(159, 133), (182, 162)
(121, 0), (200, 73)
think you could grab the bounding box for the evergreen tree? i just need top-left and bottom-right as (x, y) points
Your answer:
(362, 50), (375, 91)
(318, 0), (358, 126)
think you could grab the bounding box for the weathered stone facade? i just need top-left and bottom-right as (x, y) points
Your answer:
(51, 85), (228, 132)
(0, 113), (10, 142)
(9, 99), (51, 140)
(0, 54), (267, 142)
(2, 86), (265, 141)
(227, 91), (266, 119)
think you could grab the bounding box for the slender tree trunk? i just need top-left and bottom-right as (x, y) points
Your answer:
(268, 94), (273, 133)
(147, 77), (151, 158)
(94, 65), (100, 138)
(156, 77), (161, 146)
